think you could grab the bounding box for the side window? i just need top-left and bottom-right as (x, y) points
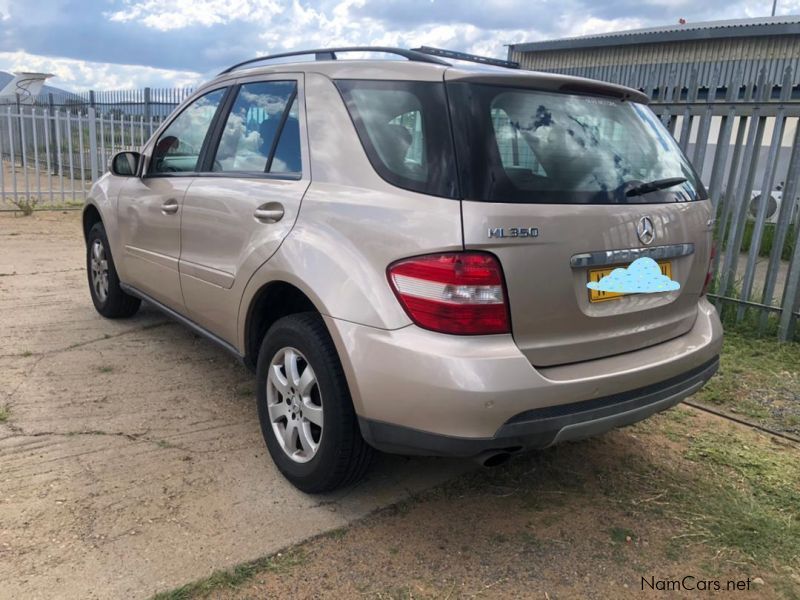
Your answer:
(343, 86), (428, 183)
(150, 88), (226, 174)
(335, 80), (457, 198)
(388, 110), (424, 169)
(211, 81), (300, 174)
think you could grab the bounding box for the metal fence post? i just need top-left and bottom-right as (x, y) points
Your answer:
(48, 93), (58, 174)
(14, 93), (22, 168)
(88, 106), (99, 181)
(718, 68), (768, 303)
(144, 87), (152, 122)
(738, 67), (792, 321)
(779, 234), (800, 340)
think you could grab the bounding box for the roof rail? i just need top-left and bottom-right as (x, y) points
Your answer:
(412, 46), (520, 69)
(218, 46), (449, 75)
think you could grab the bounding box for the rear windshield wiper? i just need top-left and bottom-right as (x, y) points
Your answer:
(625, 177), (687, 197)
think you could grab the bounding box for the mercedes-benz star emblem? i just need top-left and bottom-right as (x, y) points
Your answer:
(637, 216), (656, 245)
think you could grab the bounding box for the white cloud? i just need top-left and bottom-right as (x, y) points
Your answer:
(0, 51), (202, 90)
(745, 0), (800, 16)
(107, 0), (282, 31)
(561, 16), (647, 38)
(106, 0), (537, 59)
(0, 0), (10, 20)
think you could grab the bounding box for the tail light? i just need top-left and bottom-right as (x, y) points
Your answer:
(701, 243), (716, 296)
(387, 252), (510, 335)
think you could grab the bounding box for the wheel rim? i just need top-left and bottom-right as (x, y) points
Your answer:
(90, 239), (109, 303)
(265, 346), (323, 463)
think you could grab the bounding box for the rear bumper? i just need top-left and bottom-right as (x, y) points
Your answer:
(324, 297), (723, 457)
(358, 357), (718, 456)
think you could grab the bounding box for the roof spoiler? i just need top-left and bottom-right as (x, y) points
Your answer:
(445, 70), (650, 104)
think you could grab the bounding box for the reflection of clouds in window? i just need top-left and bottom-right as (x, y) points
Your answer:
(270, 158), (288, 172)
(493, 91), (696, 196)
(168, 105), (219, 153)
(153, 88), (225, 173)
(212, 81), (297, 173)
(240, 90), (291, 115)
(216, 112), (264, 170)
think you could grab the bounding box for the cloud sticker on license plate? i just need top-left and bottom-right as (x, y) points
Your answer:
(587, 257), (678, 302)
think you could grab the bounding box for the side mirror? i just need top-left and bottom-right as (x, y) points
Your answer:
(110, 151), (141, 177)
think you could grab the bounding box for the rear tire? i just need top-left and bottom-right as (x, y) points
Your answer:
(86, 222), (140, 319)
(256, 313), (373, 493)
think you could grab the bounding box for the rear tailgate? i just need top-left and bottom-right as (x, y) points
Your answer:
(446, 69), (712, 367)
(462, 200), (713, 366)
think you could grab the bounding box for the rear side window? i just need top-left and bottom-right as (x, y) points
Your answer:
(211, 81), (301, 174)
(448, 82), (707, 204)
(335, 80), (457, 198)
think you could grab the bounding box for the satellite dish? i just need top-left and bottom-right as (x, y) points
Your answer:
(0, 72), (54, 104)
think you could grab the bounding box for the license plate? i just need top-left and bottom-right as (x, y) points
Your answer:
(588, 261), (672, 303)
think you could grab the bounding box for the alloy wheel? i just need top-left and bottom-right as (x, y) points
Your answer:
(90, 239), (109, 303)
(265, 346), (324, 463)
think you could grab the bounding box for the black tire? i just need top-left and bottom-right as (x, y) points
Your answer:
(256, 313), (373, 493)
(86, 222), (141, 319)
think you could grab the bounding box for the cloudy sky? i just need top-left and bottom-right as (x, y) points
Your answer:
(0, 0), (798, 91)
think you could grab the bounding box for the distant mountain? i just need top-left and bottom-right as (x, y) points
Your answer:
(0, 71), (77, 99)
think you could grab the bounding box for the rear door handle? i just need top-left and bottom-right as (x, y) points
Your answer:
(254, 202), (284, 224)
(161, 199), (179, 215)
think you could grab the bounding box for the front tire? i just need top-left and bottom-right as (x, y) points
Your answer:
(256, 313), (373, 493)
(86, 222), (140, 319)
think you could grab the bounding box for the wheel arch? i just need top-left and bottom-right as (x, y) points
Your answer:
(82, 203), (103, 241)
(242, 280), (321, 370)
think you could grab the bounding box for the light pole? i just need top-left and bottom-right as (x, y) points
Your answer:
(772, 0), (778, 16)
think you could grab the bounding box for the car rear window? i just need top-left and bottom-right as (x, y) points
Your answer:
(335, 80), (457, 198)
(447, 82), (707, 204)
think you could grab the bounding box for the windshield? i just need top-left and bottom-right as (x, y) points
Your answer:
(448, 82), (707, 204)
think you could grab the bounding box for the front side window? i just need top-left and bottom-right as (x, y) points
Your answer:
(448, 82), (707, 204)
(336, 80), (457, 198)
(150, 88), (226, 174)
(211, 81), (301, 174)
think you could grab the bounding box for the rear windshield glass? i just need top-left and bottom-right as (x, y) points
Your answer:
(335, 80), (457, 198)
(448, 82), (707, 204)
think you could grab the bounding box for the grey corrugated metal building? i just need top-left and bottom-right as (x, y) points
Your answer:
(507, 16), (800, 90)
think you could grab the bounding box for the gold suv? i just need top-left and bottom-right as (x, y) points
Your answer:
(83, 47), (722, 492)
